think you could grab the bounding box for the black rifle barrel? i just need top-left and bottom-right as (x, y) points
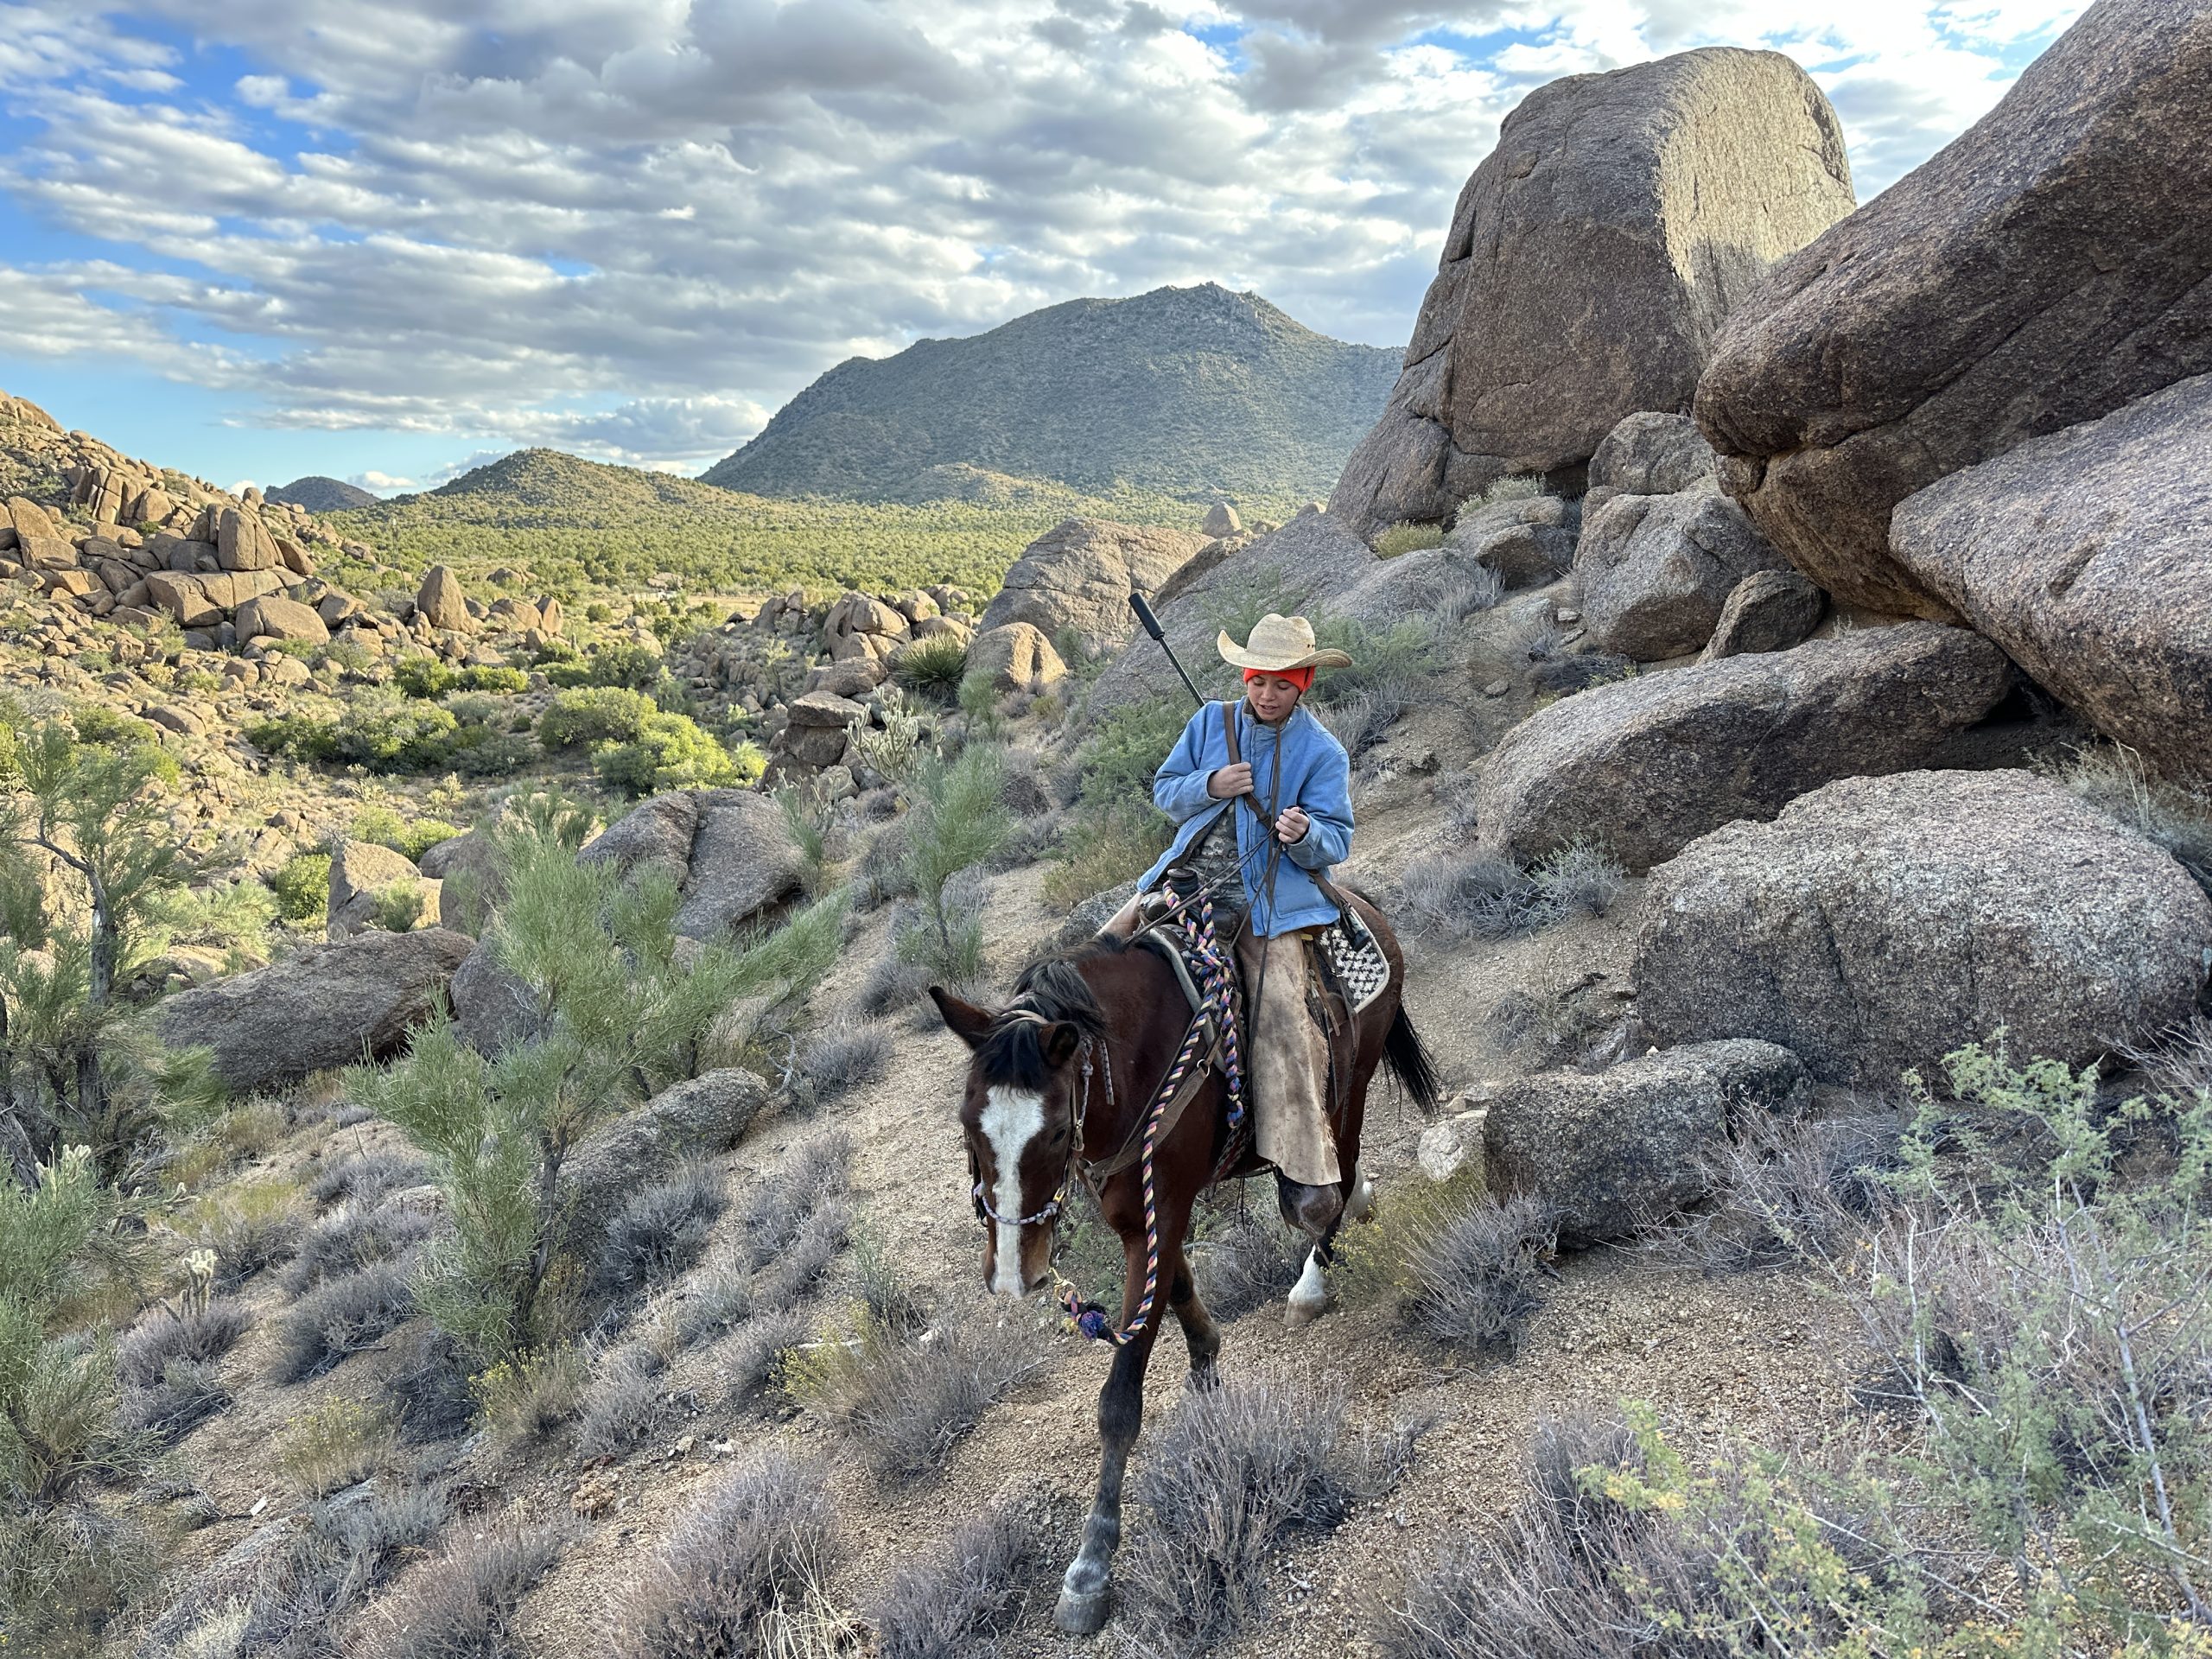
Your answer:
(1128, 592), (1205, 708)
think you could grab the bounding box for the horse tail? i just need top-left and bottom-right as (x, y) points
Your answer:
(1382, 1001), (1440, 1114)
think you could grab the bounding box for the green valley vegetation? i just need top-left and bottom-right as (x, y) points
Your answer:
(324, 447), (1214, 600)
(701, 283), (1399, 505)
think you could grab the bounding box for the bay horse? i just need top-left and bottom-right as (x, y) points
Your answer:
(929, 897), (1437, 1635)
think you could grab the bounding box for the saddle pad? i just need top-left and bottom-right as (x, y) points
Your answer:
(1319, 906), (1391, 1014)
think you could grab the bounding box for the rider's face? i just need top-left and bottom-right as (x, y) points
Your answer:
(1243, 675), (1304, 724)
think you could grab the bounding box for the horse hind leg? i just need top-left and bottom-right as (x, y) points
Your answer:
(1276, 1178), (1344, 1328)
(1168, 1249), (1221, 1389)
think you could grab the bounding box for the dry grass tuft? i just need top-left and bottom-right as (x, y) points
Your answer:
(596, 1162), (727, 1296)
(870, 1503), (1046, 1659)
(272, 1261), (417, 1383)
(356, 1524), (566, 1659)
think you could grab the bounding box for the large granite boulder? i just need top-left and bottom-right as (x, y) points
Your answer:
(1440, 493), (1575, 590)
(576, 789), (804, 939)
(1694, 0), (2212, 618)
(416, 564), (469, 630)
(236, 592), (328, 645)
(449, 940), (538, 1057)
(325, 838), (435, 941)
(1575, 489), (1789, 661)
(967, 622), (1067, 696)
(420, 827), (502, 929)
(1485, 1040), (1808, 1244)
(1583, 412), (1719, 518)
(156, 928), (474, 1093)
(1330, 48), (1854, 535)
(977, 518), (1208, 655)
(557, 1069), (769, 1255)
(1636, 770), (2212, 1087)
(1472, 622), (2013, 873)
(1889, 373), (2212, 784)
(1700, 570), (1827, 662)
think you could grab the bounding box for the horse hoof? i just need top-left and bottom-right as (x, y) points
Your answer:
(1285, 1294), (1330, 1328)
(1056, 1585), (1111, 1634)
(1188, 1363), (1223, 1393)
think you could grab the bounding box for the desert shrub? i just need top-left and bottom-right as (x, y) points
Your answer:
(283, 1201), (435, 1293)
(357, 1524), (565, 1659)
(594, 713), (760, 795)
(118, 1355), (231, 1443)
(543, 639), (660, 690)
(267, 852), (333, 923)
(716, 1308), (812, 1407)
(782, 1306), (1046, 1482)
(239, 1483), (447, 1659)
(1650, 1111), (1904, 1273)
(250, 701), (469, 773)
(1338, 1173), (1556, 1357)
(871, 1504), (1046, 1659)
(846, 683), (929, 785)
(279, 1395), (398, 1496)
(853, 954), (930, 1020)
(1040, 798), (1163, 910)
(797, 1021), (893, 1104)
(1072, 695), (1185, 813)
(118, 1299), (250, 1387)
(70, 702), (160, 747)
(893, 633), (970, 702)
(1395, 838), (1623, 944)
(386, 1328), (476, 1445)
(349, 804), (465, 863)
(1190, 1211), (1310, 1323)
(396, 658), (530, 699)
(735, 1134), (852, 1273)
(956, 668), (1003, 738)
(1308, 614), (1451, 712)
(0, 1498), (162, 1659)
(596, 1163), (726, 1296)
(855, 817), (912, 909)
(576, 1342), (672, 1456)
(611, 1452), (836, 1659)
(470, 1344), (587, 1449)
(894, 744), (1009, 985)
(308, 1150), (430, 1208)
(1395, 1193), (1558, 1353)
(197, 1177), (308, 1287)
(1374, 520), (1445, 558)
(271, 1262), (416, 1382)
(749, 1200), (851, 1312)
(368, 881), (426, 933)
(537, 685), (654, 752)
(1119, 1372), (1415, 1656)
(144, 880), (280, 957)
(849, 1222), (928, 1338)
(2052, 741), (2212, 895)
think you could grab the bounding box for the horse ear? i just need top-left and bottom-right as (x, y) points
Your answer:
(1040, 1021), (1082, 1071)
(929, 986), (995, 1050)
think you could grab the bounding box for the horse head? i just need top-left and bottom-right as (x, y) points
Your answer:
(931, 959), (1105, 1300)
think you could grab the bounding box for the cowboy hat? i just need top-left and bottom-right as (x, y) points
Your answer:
(1215, 613), (1353, 673)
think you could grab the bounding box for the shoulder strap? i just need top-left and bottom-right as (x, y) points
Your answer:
(1219, 699), (1241, 766)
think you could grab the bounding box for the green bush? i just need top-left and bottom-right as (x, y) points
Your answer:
(68, 704), (160, 749)
(350, 804), (464, 864)
(1076, 696), (1189, 814)
(892, 634), (969, 702)
(538, 686), (655, 752)
(369, 883), (425, 934)
(895, 744), (1010, 987)
(1041, 799), (1166, 910)
(248, 702), (467, 774)
(449, 728), (536, 779)
(266, 853), (332, 923)
(1373, 520), (1444, 559)
(592, 714), (760, 797)
(543, 641), (661, 691)
(396, 657), (531, 700)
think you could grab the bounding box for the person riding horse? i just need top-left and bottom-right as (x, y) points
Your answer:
(1103, 611), (1356, 1235)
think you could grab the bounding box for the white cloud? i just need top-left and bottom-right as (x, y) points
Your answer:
(0, 0), (2080, 470)
(352, 470), (416, 493)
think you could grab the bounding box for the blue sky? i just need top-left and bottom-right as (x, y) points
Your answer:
(0, 1), (2085, 494)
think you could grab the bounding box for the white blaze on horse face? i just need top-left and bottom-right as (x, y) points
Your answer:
(981, 1084), (1046, 1297)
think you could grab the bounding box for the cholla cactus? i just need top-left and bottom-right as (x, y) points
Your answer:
(182, 1248), (218, 1316)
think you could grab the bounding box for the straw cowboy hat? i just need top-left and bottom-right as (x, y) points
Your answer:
(1216, 613), (1354, 673)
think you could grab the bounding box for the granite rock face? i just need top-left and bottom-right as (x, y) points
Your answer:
(1331, 48), (1853, 535)
(1694, 0), (2212, 616)
(1889, 373), (2212, 783)
(1635, 770), (2212, 1086)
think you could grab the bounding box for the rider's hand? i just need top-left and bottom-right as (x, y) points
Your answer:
(1207, 762), (1255, 799)
(1276, 805), (1311, 844)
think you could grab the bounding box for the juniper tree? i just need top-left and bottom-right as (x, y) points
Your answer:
(351, 812), (846, 1367)
(0, 710), (216, 1184)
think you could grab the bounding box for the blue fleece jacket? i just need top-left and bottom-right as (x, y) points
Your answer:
(1138, 700), (1352, 937)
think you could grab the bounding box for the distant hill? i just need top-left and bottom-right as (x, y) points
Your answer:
(701, 283), (1401, 503)
(327, 447), (1203, 597)
(269, 475), (378, 512)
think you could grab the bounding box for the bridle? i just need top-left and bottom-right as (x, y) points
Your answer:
(967, 1021), (1116, 1236)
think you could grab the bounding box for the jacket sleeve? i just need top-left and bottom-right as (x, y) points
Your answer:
(1152, 707), (1220, 823)
(1286, 730), (1352, 870)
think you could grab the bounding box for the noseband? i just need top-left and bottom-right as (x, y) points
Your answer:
(969, 1021), (1114, 1234)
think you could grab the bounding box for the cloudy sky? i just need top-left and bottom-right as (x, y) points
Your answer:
(0, 1), (2082, 494)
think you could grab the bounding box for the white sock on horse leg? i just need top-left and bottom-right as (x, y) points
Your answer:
(1288, 1249), (1327, 1313)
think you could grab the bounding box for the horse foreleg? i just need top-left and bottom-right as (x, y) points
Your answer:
(1168, 1249), (1221, 1388)
(1058, 1236), (1166, 1635)
(1277, 1178), (1345, 1327)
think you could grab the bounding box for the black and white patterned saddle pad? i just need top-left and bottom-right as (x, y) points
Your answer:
(1319, 906), (1391, 1014)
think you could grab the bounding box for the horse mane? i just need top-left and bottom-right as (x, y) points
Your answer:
(973, 939), (1119, 1089)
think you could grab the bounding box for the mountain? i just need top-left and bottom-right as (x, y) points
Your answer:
(699, 283), (1402, 503)
(269, 474), (378, 512)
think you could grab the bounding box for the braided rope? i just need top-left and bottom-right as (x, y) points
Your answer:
(1061, 898), (1241, 1347)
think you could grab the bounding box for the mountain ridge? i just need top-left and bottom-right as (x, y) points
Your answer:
(699, 282), (1401, 503)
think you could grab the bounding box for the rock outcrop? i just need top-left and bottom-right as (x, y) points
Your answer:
(967, 622), (1067, 696)
(558, 1069), (770, 1255)
(1471, 623), (2013, 872)
(325, 839), (435, 941)
(1440, 493), (1576, 590)
(577, 789), (804, 939)
(976, 518), (1207, 655)
(1694, 0), (2212, 617)
(1575, 489), (1789, 662)
(1700, 570), (1826, 662)
(156, 928), (474, 1093)
(1330, 48), (1854, 535)
(1635, 770), (2212, 1087)
(1889, 373), (2212, 783)
(415, 564), (469, 631)
(1484, 1040), (1808, 1244)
